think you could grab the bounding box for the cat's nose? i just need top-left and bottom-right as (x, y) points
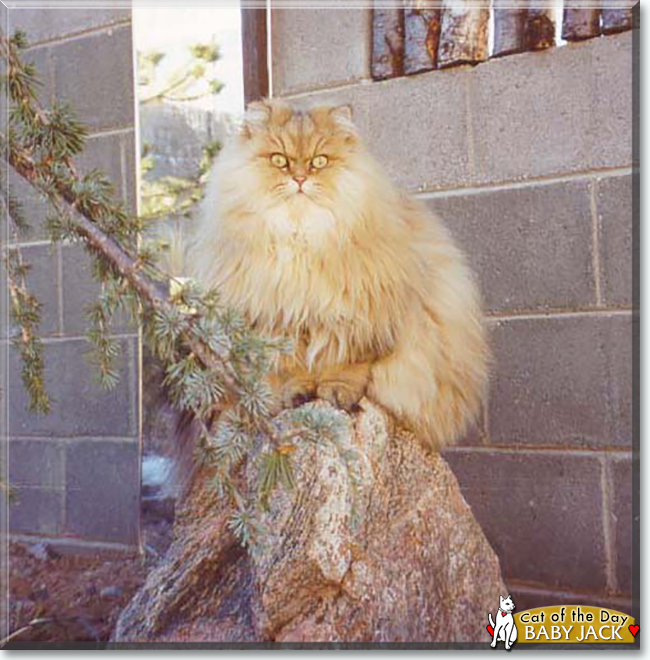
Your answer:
(293, 176), (307, 188)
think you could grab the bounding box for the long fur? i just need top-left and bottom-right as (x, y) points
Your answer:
(188, 99), (488, 449)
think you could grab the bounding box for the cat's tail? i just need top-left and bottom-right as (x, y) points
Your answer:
(488, 613), (496, 628)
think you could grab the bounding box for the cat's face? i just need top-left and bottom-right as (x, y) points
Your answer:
(239, 100), (358, 209)
(500, 595), (516, 612)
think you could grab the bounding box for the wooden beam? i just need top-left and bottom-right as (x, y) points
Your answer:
(438, 0), (489, 68)
(242, 6), (269, 104)
(525, 1), (556, 51)
(492, 0), (527, 58)
(404, 1), (441, 75)
(601, 7), (633, 34)
(562, 5), (601, 41)
(371, 5), (404, 80)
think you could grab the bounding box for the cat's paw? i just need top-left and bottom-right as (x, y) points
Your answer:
(316, 382), (364, 412)
(278, 381), (316, 410)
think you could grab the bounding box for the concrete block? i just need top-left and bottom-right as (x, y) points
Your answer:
(77, 133), (125, 203)
(489, 313), (633, 448)
(52, 25), (135, 132)
(610, 457), (634, 594)
(7, 243), (60, 337)
(366, 69), (472, 192)
(470, 34), (633, 185)
(9, 486), (64, 535)
(597, 174), (633, 306)
(8, 438), (65, 488)
(60, 243), (136, 336)
(8, 8), (130, 45)
(8, 337), (138, 438)
(426, 180), (596, 313)
(65, 439), (139, 544)
(7, 157), (54, 243)
(21, 45), (55, 106)
(470, 43), (593, 184)
(592, 31), (633, 170)
(271, 7), (371, 95)
(511, 587), (633, 615)
(445, 449), (606, 591)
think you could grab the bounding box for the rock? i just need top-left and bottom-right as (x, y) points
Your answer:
(113, 400), (507, 643)
(25, 542), (59, 562)
(100, 586), (124, 599)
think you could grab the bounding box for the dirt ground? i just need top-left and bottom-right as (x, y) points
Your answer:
(7, 541), (149, 643)
(7, 380), (178, 644)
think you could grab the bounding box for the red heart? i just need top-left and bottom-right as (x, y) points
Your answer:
(487, 624), (494, 636)
(502, 612), (507, 617)
(629, 625), (639, 637)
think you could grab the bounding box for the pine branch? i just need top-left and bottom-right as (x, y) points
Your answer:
(0, 31), (349, 555)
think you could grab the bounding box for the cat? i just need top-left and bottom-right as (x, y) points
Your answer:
(189, 99), (488, 449)
(488, 594), (518, 649)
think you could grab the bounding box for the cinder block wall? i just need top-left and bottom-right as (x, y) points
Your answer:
(270, 7), (634, 611)
(3, 9), (141, 552)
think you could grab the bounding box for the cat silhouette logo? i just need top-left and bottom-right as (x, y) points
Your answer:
(487, 594), (518, 650)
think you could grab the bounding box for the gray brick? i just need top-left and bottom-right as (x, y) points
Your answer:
(366, 70), (472, 192)
(21, 45), (55, 106)
(6, 243), (60, 337)
(7, 159), (55, 243)
(445, 449), (606, 591)
(60, 244), (135, 336)
(77, 133), (126, 204)
(427, 180), (596, 313)
(271, 7), (371, 95)
(121, 131), (138, 213)
(8, 438), (64, 488)
(52, 25), (135, 132)
(470, 35), (632, 185)
(8, 8), (130, 45)
(592, 32), (633, 170)
(597, 174), (633, 306)
(8, 337), (137, 438)
(81, 130), (135, 212)
(489, 314), (632, 448)
(510, 587), (633, 615)
(610, 457), (634, 594)
(9, 486), (64, 535)
(65, 439), (139, 544)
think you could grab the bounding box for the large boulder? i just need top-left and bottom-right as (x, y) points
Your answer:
(113, 400), (506, 643)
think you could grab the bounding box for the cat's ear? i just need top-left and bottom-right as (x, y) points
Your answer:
(328, 104), (357, 142)
(329, 104), (353, 123)
(241, 100), (272, 139)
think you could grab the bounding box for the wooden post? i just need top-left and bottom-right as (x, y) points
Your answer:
(525, 0), (556, 51)
(601, 7), (633, 34)
(241, 7), (269, 104)
(492, 0), (527, 58)
(562, 4), (601, 41)
(438, 0), (489, 68)
(371, 6), (404, 80)
(404, 1), (441, 75)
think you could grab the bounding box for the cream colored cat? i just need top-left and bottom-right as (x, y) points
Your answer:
(190, 99), (488, 449)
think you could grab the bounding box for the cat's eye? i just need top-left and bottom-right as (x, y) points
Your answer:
(311, 155), (328, 170)
(270, 153), (288, 168)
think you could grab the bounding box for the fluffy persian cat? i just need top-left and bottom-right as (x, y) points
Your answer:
(190, 99), (488, 449)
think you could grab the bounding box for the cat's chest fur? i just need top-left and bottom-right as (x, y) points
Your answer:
(213, 204), (406, 363)
(221, 207), (357, 327)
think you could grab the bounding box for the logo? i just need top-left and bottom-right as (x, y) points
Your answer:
(487, 594), (518, 650)
(486, 603), (638, 645)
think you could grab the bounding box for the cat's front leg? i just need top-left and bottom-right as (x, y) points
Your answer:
(315, 362), (371, 412)
(267, 367), (316, 413)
